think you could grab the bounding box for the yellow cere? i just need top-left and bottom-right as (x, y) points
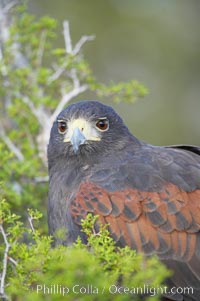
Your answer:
(63, 118), (101, 142)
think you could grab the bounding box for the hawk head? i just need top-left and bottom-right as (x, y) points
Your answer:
(48, 101), (139, 163)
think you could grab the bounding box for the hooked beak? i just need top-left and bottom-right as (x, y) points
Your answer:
(70, 127), (86, 154)
(63, 118), (101, 153)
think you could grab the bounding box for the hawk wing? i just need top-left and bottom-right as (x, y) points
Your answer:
(70, 145), (200, 300)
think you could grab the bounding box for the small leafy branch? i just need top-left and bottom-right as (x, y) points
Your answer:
(0, 199), (21, 300)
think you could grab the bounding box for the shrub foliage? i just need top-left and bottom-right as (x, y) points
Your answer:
(0, 2), (168, 301)
(0, 200), (169, 301)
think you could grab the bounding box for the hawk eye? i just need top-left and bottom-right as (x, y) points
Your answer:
(57, 120), (67, 134)
(96, 119), (109, 131)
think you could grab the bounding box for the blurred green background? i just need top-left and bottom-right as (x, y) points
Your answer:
(29, 0), (200, 146)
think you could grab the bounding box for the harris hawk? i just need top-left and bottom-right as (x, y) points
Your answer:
(47, 100), (200, 301)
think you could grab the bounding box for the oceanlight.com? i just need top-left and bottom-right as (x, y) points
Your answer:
(35, 284), (194, 297)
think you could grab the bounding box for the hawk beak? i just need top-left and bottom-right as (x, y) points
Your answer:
(70, 127), (86, 154)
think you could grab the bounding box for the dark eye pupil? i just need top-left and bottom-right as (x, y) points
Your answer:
(99, 121), (106, 128)
(58, 121), (67, 133)
(96, 119), (109, 131)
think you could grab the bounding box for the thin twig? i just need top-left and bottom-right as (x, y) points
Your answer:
(73, 35), (95, 55)
(36, 30), (47, 67)
(49, 21), (93, 120)
(21, 96), (39, 119)
(8, 257), (17, 267)
(48, 65), (66, 83)
(0, 48), (8, 76)
(63, 22), (94, 89)
(63, 21), (72, 54)
(0, 225), (10, 300)
(21, 96), (50, 128)
(70, 68), (80, 89)
(50, 84), (88, 122)
(0, 127), (24, 161)
(34, 176), (49, 183)
(28, 215), (35, 233)
(2, 0), (18, 14)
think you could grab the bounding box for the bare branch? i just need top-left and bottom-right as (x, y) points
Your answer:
(34, 176), (49, 183)
(2, 1), (18, 14)
(21, 96), (50, 128)
(28, 215), (35, 233)
(0, 127), (24, 161)
(48, 65), (66, 83)
(49, 21), (94, 122)
(0, 225), (10, 300)
(73, 35), (95, 55)
(70, 68), (80, 89)
(48, 59), (71, 83)
(63, 22), (94, 88)
(8, 256), (17, 267)
(21, 96), (39, 118)
(36, 30), (47, 67)
(50, 84), (88, 123)
(0, 48), (8, 76)
(19, 96), (51, 165)
(63, 20), (72, 54)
